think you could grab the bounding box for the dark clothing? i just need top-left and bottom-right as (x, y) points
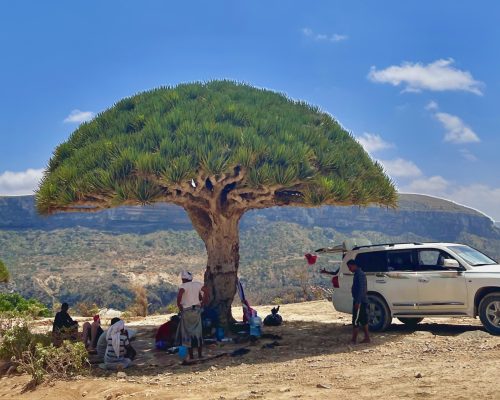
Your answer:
(352, 303), (368, 327)
(351, 268), (369, 305)
(52, 311), (77, 333)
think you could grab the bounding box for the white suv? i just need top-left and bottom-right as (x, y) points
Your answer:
(322, 242), (500, 335)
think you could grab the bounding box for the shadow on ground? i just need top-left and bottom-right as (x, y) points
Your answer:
(388, 320), (485, 336)
(89, 318), (478, 378)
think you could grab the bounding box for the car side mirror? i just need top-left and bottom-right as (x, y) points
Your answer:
(442, 259), (460, 269)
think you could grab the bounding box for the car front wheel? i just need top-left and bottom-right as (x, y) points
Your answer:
(479, 293), (500, 335)
(367, 294), (392, 332)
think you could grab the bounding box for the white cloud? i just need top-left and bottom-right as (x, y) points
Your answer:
(301, 28), (348, 43)
(357, 133), (394, 154)
(0, 168), (44, 196)
(380, 158), (422, 178)
(331, 34), (348, 42)
(448, 184), (500, 220)
(435, 112), (480, 143)
(459, 148), (477, 162)
(425, 101), (480, 144)
(401, 178), (500, 221)
(64, 109), (95, 123)
(403, 175), (450, 194)
(301, 28), (313, 37)
(368, 59), (483, 95)
(425, 100), (439, 111)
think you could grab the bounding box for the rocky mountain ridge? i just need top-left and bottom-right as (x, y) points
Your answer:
(1, 194), (498, 241)
(1, 193), (499, 310)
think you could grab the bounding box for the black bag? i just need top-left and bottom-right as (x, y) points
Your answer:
(125, 344), (137, 360)
(263, 306), (283, 326)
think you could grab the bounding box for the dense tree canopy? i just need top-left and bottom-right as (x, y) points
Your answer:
(36, 80), (396, 323)
(36, 80), (396, 214)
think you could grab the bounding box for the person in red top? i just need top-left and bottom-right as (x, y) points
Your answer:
(155, 315), (180, 350)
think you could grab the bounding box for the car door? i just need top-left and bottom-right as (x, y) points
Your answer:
(416, 249), (468, 313)
(384, 249), (419, 314)
(355, 249), (419, 314)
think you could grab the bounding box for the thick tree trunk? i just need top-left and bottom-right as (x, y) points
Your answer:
(185, 207), (242, 327)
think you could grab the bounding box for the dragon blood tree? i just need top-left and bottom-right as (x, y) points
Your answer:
(36, 81), (396, 324)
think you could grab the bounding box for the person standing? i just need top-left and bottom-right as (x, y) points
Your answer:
(347, 259), (370, 344)
(176, 271), (209, 359)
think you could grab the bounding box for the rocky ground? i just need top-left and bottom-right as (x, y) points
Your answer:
(1, 300), (500, 399)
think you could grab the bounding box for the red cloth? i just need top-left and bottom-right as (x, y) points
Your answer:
(305, 253), (317, 265)
(242, 300), (257, 323)
(155, 321), (176, 342)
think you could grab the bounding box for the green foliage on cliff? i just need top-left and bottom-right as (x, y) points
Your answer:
(0, 293), (51, 317)
(0, 260), (9, 283)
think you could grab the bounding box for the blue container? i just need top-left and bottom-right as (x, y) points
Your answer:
(249, 315), (262, 338)
(178, 345), (188, 360)
(216, 327), (224, 341)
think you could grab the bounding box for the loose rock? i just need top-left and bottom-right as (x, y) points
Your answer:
(317, 384), (332, 389)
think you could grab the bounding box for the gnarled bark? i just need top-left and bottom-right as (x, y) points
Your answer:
(186, 207), (242, 326)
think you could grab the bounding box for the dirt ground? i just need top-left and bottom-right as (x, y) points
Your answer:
(1, 300), (500, 400)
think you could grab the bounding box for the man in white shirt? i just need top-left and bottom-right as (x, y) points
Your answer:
(176, 271), (209, 359)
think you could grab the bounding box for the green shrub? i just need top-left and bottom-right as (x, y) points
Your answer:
(17, 341), (89, 385)
(126, 285), (148, 317)
(165, 302), (179, 314)
(76, 302), (100, 317)
(0, 294), (51, 318)
(0, 323), (88, 387)
(272, 297), (283, 305)
(0, 260), (8, 283)
(0, 324), (51, 361)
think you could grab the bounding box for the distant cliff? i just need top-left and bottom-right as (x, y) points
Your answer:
(1, 193), (499, 309)
(1, 194), (498, 242)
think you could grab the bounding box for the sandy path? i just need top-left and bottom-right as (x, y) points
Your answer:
(1, 300), (499, 400)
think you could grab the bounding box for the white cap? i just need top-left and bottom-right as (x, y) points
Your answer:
(181, 271), (193, 281)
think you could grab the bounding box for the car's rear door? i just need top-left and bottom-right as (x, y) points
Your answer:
(384, 249), (419, 314)
(355, 249), (419, 314)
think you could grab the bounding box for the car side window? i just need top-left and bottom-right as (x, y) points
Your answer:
(417, 249), (457, 271)
(387, 250), (416, 272)
(355, 251), (387, 273)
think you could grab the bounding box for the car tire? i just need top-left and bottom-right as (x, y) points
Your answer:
(479, 293), (500, 335)
(367, 294), (391, 332)
(397, 317), (424, 327)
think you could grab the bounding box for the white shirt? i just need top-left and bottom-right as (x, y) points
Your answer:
(180, 281), (204, 308)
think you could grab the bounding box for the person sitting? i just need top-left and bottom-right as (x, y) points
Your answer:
(82, 315), (104, 351)
(93, 317), (120, 362)
(104, 319), (135, 370)
(155, 315), (180, 350)
(52, 302), (78, 345)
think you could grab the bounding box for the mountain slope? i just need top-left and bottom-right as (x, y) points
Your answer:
(0, 193), (499, 310)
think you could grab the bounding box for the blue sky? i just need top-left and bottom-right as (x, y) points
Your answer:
(1, 1), (500, 219)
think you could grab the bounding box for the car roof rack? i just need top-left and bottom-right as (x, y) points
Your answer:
(352, 242), (423, 250)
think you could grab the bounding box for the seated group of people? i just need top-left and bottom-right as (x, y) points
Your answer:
(51, 270), (217, 368)
(52, 303), (135, 370)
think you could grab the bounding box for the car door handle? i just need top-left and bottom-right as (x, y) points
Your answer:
(418, 277), (430, 283)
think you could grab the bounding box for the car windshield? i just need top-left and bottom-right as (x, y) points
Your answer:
(447, 245), (497, 266)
